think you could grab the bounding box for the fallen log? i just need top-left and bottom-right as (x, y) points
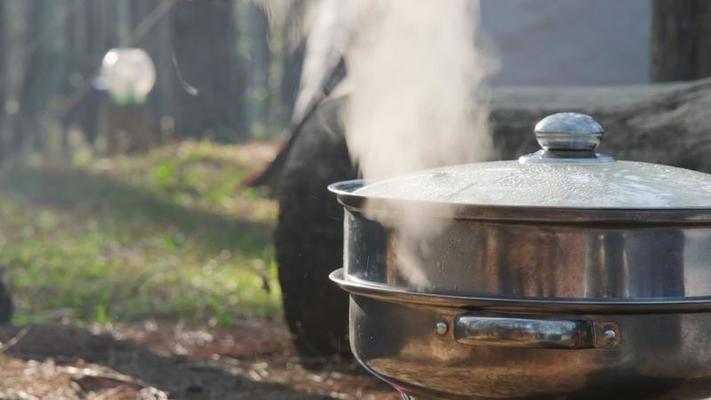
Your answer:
(490, 79), (711, 171)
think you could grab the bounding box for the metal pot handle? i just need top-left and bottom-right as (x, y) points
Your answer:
(451, 315), (619, 349)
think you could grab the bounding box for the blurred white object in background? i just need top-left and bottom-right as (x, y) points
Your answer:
(100, 48), (156, 105)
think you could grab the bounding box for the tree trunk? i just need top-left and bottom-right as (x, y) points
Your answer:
(0, 3), (4, 120)
(0, 4), (15, 323)
(129, 0), (176, 140)
(62, 0), (116, 146)
(242, 1), (271, 137)
(275, 94), (354, 358)
(171, 0), (246, 142)
(0, 0), (30, 158)
(62, 0), (88, 139)
(18, 0), (70, 155)
(651, 0), (711, 82)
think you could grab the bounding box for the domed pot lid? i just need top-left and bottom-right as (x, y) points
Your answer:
(331, 113), (711, 223)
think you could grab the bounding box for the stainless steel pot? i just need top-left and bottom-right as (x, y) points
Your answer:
(329, 113), (711, 399)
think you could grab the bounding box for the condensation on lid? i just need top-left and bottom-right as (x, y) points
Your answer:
(355, 160), (711, 209)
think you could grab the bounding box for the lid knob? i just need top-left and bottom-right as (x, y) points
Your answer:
(534, 112), (603, 151)
(520, 112), (613, 164)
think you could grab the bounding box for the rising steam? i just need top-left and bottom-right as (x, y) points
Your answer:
(259, 0), (498, 289)
(344, 0), (497, 288)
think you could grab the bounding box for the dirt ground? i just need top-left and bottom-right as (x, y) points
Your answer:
(0, 321), (400, 400)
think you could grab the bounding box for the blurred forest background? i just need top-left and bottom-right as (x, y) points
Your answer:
(0, 0), (306, 326)
(0, 3), (400, 396)
(0, 0), (300, 160)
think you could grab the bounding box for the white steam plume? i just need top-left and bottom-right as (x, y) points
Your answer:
(344, 0), (497, 288)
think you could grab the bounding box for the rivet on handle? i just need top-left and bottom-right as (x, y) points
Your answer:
(435, 321), (449, 336)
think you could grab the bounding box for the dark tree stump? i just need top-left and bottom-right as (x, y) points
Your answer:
(103, 104), (155, 154)
(275, 95), (355, 357)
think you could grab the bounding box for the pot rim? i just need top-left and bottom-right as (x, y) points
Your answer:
(330, 268), (711, 314)
(329, 180), (711, 224)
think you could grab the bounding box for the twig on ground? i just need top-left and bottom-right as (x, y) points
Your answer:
(0, 327), (30, 354)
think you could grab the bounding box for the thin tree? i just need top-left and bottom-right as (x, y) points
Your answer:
(651, 0), (711, 81)
(0, 1), (30, 158)
(0, 2), (4, 113)
(241, 0), (271, 137)
(129, 0), (177, 140)
(171, 0), (246, 141)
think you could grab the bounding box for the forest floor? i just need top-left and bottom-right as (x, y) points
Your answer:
(0, 321), (397, 399)
(0, 142), (398, 399)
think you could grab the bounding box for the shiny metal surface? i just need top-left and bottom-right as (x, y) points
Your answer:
(518, 148), (615, 164)
(520, 112), (615, 164)
(434, 321), (449, 336)
(329, 180), (711, 223)
(329, 112), (711, 399)
(341, 210), (711, 300)
(330, 269), (711, 313)
(331, 196), (711, 398)
(338, 114), (711, 215)
(453, 316), (591, 349)
(347, 295), (711, 399)
(534, 112), (603, 151)
(453, 315), (608, 349)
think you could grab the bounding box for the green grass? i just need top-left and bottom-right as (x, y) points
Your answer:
(0, 141), (280, 325)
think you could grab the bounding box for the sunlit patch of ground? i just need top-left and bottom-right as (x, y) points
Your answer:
(0, 140), (280, 325)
